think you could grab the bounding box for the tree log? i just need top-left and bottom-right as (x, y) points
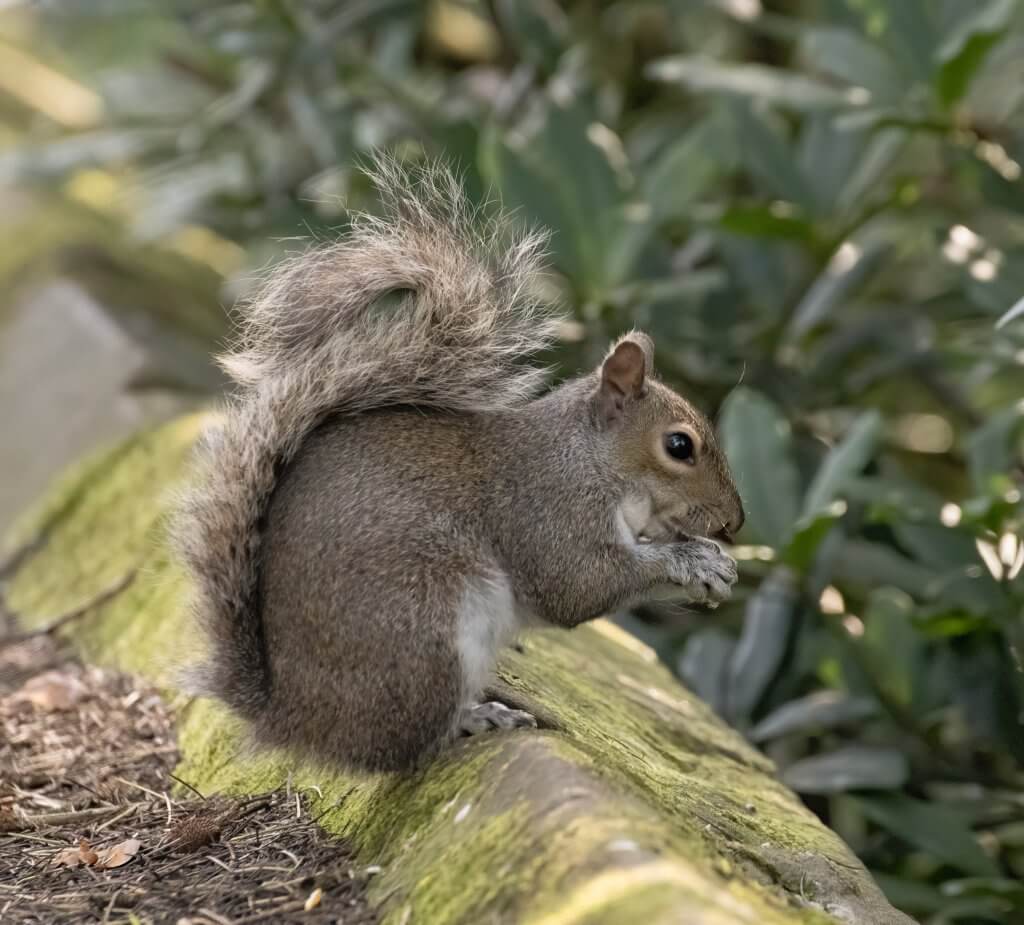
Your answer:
(4, 416), (913, 925)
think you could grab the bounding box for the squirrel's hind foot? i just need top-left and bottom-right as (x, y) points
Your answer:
(459, 701), (538, 737)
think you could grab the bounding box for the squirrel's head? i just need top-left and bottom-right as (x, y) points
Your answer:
(593, 331), (744, 545)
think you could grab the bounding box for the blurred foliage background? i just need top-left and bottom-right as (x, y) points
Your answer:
(2, 1), (1024, 921)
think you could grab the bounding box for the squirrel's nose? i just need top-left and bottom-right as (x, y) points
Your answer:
(713, 505), (745, 545)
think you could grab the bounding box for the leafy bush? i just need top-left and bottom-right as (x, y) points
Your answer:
(4, 1), (1024, 921)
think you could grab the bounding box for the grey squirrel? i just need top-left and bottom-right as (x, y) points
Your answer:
(174, 159), (745, 773)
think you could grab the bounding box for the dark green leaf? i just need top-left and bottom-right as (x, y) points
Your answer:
(781, 508), (843, 573)
(750, 690), (878, 743)
(871, 873), (946, 916)
(677, 629), (735, 717)
(786, 237), (889, 340)
(802, 411), (883, 519)
(725, 567), (799, 723)
(855, 794), (1000, 876)
(893, 523), (980, 570)
(965, 405), (1024, 494)
(859, 587), (922, 709)
(877, 0), (938, 84)
(719, 388), (801, 546)
(831, 539), (940, 599)
(641, 115), (729, 224)
(716, 204), (816, 242)
(729, 102), (818, 213)
(935, 0), (1016, 107)
(783, 746), (909, 795)
(799, 28), (906, 105)
(478, 93), (635, 294)
(493, 0), (568, 71)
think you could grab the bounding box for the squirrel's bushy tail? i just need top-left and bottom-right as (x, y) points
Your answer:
(173, 158), (556, 718)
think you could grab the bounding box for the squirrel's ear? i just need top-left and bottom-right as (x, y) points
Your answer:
(597, 333), (653, 423)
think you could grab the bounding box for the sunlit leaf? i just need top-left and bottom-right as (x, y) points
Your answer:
(995, 294), (1024, 329)
(647, 56), (869, 112)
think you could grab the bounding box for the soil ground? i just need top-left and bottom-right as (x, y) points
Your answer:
(0, 635), (377, 925)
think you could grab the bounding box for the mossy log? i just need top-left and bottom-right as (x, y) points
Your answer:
(4, 416), (914, 925)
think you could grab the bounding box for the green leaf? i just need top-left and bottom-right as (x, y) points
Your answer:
(935, 0), (1016, 107)
(802, 410), (884, 519)
(995, 293), (1024, 329)
(871, 873), (945, 916)
(834, 129), (907, 216)
(677, 629), (735, 717)
(831, 539), (939, 598)
(641, 115), (727, 224)
(796, 115), (868, 217)
(478, 93), (636, 295)
(800, 27), (907, 105)
(725, 567), (799, 723)
(718, 388), (801, 546)
(782, 746), (908, 795)
(716, 204), (816, 242)
(858, 587), (922, 709)
(786, 237), (889, 340)
(647, 55), (870, 112)
(729, 102), (818, 213)
(493, 0), (568, 71)
(781, 508), (844, 573)
(965, 404), (1024, 494)
(855, 794), (1000, 877)
(877, 0), (938, 84)
(893, 523), (981, 571)
(749, 690), (878, 743)
(0, 130), (169, 183)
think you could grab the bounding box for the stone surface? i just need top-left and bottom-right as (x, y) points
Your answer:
(3, 416), (915, 925)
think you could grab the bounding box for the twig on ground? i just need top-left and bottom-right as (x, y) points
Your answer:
(0, 572), (135, 649)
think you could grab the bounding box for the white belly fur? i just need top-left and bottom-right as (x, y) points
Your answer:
(455, 571), (524, 703)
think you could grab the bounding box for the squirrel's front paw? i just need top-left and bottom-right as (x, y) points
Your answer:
(459, 701), (537, 737)
(668, 538), (737, 607)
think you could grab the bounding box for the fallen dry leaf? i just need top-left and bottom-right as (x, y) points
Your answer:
(78, 839), (98, 866)
(94, 837), (141, 869)
(52, 839), (97, 869)
(9, 670), (88, 711)
(52, 846), (83, 869)
(304, 887), (323, 911)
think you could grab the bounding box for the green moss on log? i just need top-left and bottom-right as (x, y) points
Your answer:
(4, 417), (913, 925)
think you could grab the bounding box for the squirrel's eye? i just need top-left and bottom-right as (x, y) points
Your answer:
(665, 432), (695, 463)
